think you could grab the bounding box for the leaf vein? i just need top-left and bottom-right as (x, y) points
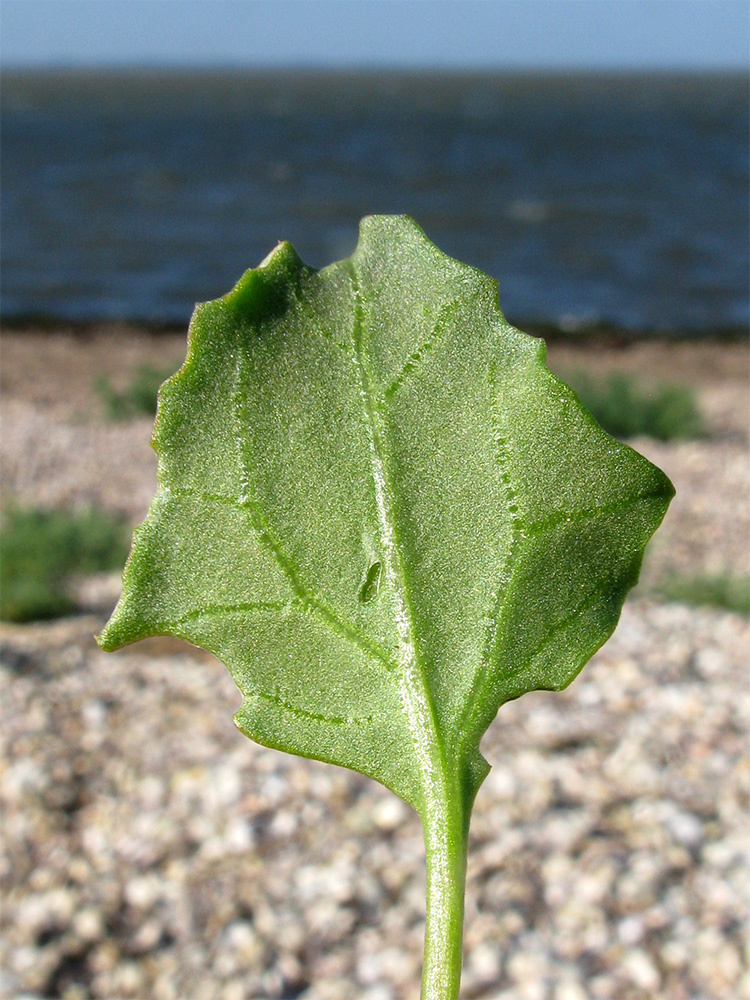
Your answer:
(524, 490), (667, 537)
(245, 688), (378, 726)
(172, 599), (305, 627)
(457, 363), (524, 742)
(381, 292), (476, 405)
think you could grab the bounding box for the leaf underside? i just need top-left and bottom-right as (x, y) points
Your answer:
(99, 215), (673, 816)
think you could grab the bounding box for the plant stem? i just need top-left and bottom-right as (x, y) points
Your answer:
(420, 791), (469, 1000)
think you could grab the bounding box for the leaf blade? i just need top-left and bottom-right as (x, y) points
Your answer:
(100, 214), (674, 814)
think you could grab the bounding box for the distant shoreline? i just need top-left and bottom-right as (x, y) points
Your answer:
(2, 317), (747, 344)
(4, 66), (747, 81)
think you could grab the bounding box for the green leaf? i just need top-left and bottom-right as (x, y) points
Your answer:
(98, 215), (673, 996)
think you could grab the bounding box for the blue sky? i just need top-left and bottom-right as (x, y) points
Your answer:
(1, 0), (748, 70)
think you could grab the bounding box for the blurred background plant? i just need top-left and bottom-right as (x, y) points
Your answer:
(567, 372), (705, 441)
(0, 505), (130, 622)
(657, 572), (750, 616)
(94, 363), (175, 420)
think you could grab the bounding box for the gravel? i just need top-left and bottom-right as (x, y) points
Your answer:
(1, 602), (748, 1000)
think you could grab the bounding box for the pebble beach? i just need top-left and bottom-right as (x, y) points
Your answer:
(1, 329), (748, 1000)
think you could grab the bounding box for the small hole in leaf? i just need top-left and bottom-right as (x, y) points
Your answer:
(358, 561), (382, 604)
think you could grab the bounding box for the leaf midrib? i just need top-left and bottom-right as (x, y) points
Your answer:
(348, 258), (453, 814)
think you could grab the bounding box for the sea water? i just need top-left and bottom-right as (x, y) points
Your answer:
(1, 70), (747, 336)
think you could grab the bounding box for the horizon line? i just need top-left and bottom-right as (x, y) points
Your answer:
(3, 61), (748, 75)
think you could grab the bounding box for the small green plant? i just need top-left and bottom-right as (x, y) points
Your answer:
(95, 363), (176, 420)
(98, 217), (673, 998)
(566, 371), (704, 441)
(658, 573), (750, 616)
(0, 505), (130, 622)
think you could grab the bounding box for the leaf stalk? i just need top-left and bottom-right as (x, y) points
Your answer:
(420, 789), (468, 1000)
